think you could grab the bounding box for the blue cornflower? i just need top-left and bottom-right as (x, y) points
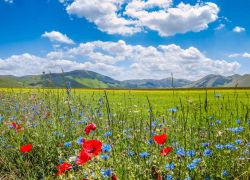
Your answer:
(101, 169), (112, 177)
(140, 152), (149, 158)
(64, 142), (72, 148)
(215, 119), (221, 124)
(203, 149), (212, 156)
(204, 177), (211, 180)
(100, 154), (110, 160)
(128, 151), (135, 156)
(202, 142), (210, 147)
(168, 108), (177, 113)
(187, 163), (196, 170)
(222, 170), (229, 177)
(102, 144), (111, 152)
(228, 127), (244, 133)
(186, 150), (195, 157)
(166, 175), (173, 180)
(236, 119), (241, 124)
(76, 137), (84, 145)
(147, 139), (153, 145)
(235, 139), (243, 145)
(225, 143), (237, 150)
(184, 177), (191, 180)
(215, 144), (224, 149)
(152, 121), (157, 127)
(176, 148), (185, 156)
(165, 163), (175, 170)
(104, 131), (112, 137)
(192, 158), (202, 164)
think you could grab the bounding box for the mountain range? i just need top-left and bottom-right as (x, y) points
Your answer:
(0, 70), (249, 88)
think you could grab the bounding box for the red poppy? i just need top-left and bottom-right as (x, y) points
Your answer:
(160, 146), (172, 156)
(82, 139), (102, 156)
(12, 122), (22, 131)
(112, 175), (117, 180)
(153, 133), (167, 145)
(56, 162), (72, 175)
(76, 150), (91, 165)
(20, 144), (32, 153)
(84, 123), (97, 135)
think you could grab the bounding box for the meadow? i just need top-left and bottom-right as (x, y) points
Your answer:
(0, 88), (249, 180)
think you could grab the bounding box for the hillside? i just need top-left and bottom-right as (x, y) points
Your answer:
(123, 78), (192, 88)
(0, 70), (249, 88)
(189, 74), (250, 88)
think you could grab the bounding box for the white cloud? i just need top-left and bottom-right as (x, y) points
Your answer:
(233, 26), (245, 33)
(0, 40), (240, 80)
(125, 1), (219, 36)
(42, 31), (75, 44)
(63, 0), (219, 36)
(214, 23), (225, 31)
(66, 0), (141, 35)
(229, 52), (250, 58)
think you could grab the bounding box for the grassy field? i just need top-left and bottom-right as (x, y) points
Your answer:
(0, 88), (249, 179)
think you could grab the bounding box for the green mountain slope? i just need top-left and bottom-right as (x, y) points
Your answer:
(0, 70), (249, 88)
(0, 70), (121, 88)
(122, 78), (192, 88)
(0, 75), (24, 87)
(189, 74), (250, 88)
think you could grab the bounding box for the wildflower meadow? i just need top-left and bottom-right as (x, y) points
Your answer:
(0, 88), (249, 179)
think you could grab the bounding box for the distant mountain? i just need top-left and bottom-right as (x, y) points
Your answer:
(189, 74), (250, 88)
(226, 74), (250, 87)
(123, 78), (192, 88)
(0, 70), (249, 88)
(0, 70), (120, 88)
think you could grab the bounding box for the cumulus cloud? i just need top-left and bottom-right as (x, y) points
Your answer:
(229, 52), (250, 58)
(66, 0), (141, 35)
(233, 26), (246, 33)
(0, 40), (240, 80)
(63, 0), (219, 36)
(42, 31), (75, 44)
(125, 1), (219, 36)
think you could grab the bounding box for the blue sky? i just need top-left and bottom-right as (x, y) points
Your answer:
(0, 0), (249, 80)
